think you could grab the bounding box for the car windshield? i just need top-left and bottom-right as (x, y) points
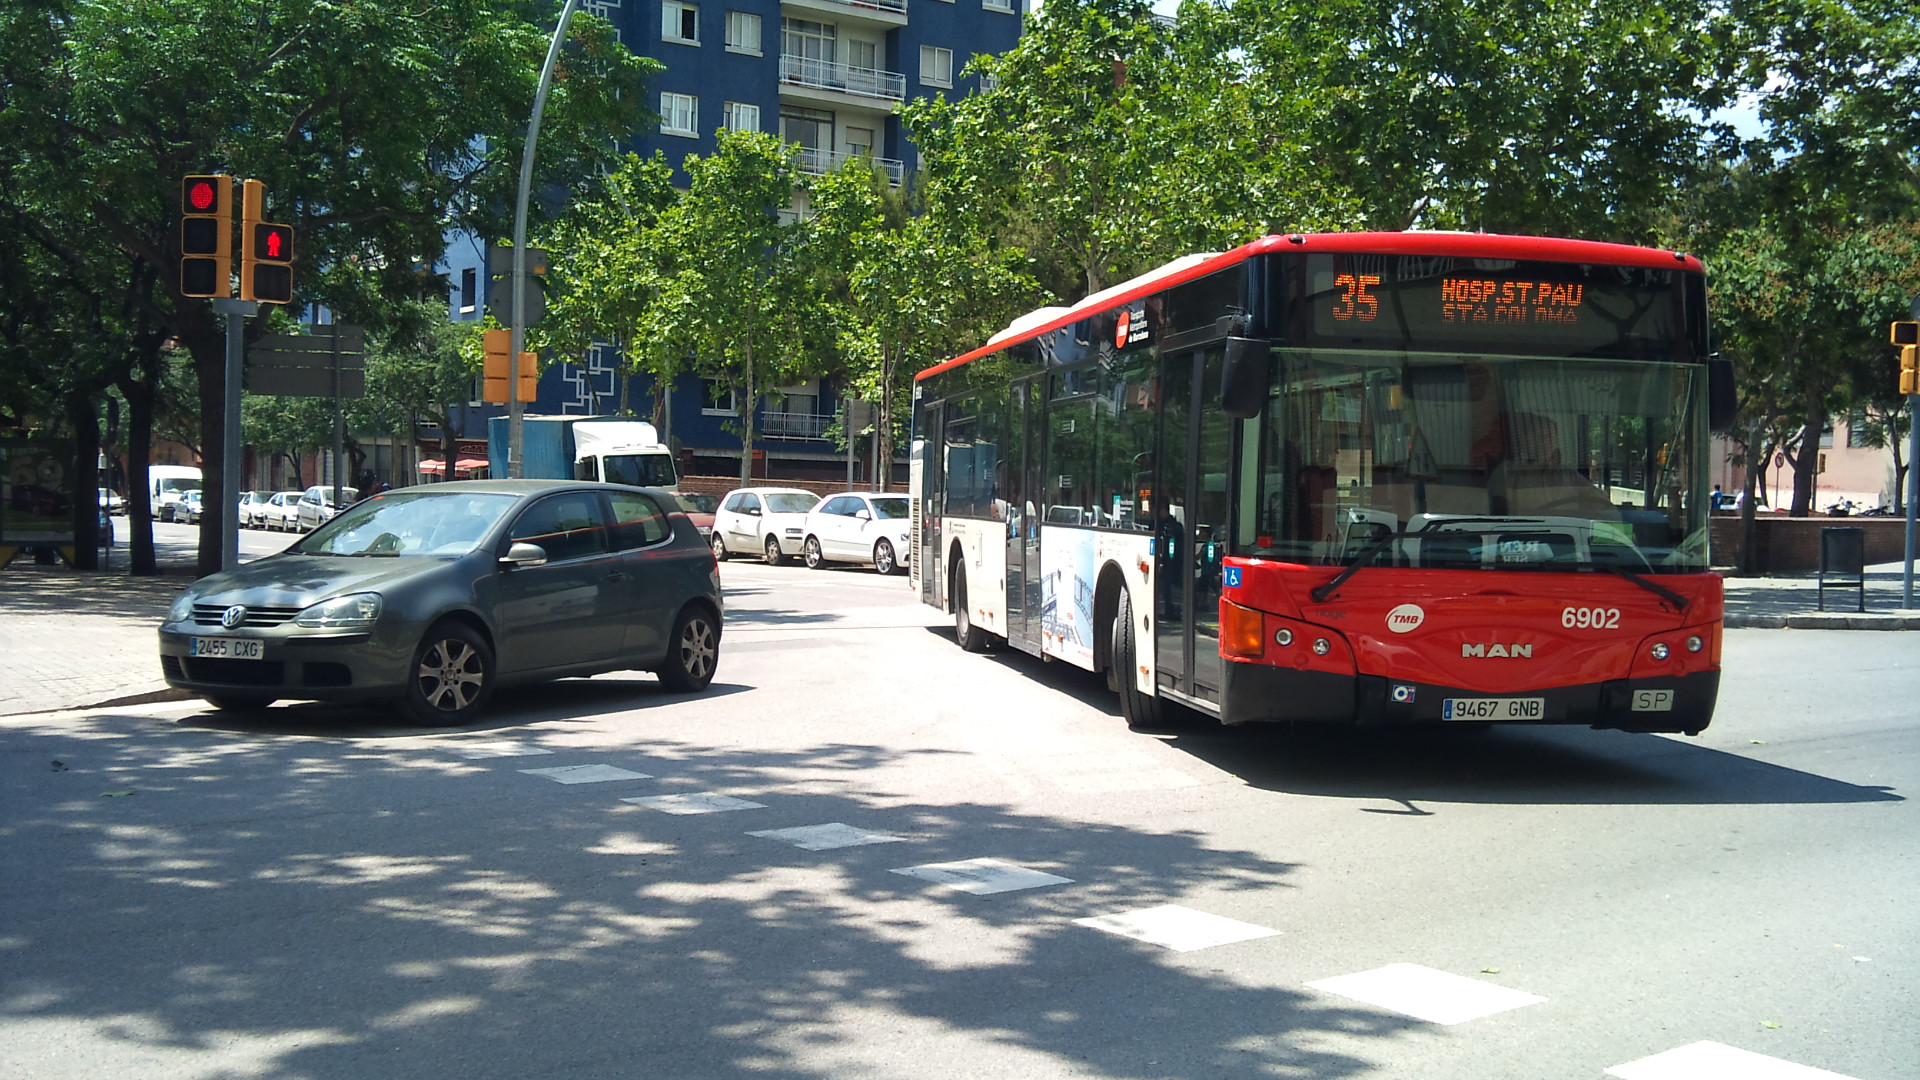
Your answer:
(295, 491), (520, 556)
(764, 493), (816, 514)
(870, 497), (909, 520)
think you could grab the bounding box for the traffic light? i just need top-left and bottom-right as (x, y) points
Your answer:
(1901, 344), (1918, 396)
(1892, 321), (1920, 346)
(239, 179), (295, 304)
(480, 330), (535, 403)
(179, 174), (232, 298)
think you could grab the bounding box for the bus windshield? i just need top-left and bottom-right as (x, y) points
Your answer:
(1243, 348), (1709, 573)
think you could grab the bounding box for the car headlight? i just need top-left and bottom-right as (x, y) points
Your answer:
(293, 592), (383, 630)
(166, 592), (196, 623)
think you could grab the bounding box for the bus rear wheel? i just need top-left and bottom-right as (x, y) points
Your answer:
(953, 566), (990, 652)
(1111, 590), (1164, 730)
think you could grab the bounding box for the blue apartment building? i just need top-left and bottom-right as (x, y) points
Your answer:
(431, 0), (1026, 487)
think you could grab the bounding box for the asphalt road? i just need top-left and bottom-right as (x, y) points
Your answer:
(2, 558), (1913, 1080)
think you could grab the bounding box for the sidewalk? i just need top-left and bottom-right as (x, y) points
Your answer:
(1, 557), (1915, 720)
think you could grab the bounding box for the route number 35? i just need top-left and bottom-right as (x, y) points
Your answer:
(1562, 606), (1621, 629)
(1331, 274), (1381, 321)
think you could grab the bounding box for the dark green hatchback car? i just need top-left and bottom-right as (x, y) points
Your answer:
(158, 479), (723, 725)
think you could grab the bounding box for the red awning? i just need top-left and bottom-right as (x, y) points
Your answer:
(418, 457), (489, 473)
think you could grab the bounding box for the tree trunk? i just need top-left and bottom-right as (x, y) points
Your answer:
(117, 370), (158, 577)
(67, 392), (102, 570)
(1790, 393), (1822, 516)
(191, 329), (226, 576)
(736, 360), (757, 488)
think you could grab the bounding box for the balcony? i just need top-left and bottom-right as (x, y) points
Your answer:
(762, 410), (833, 440)
(794, 146), (905, 186)
(780, 53), (906, 104)
(782, 0), (909, 29)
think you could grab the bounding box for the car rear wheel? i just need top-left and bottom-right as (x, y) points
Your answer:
(204, 694), (275, 711)
(763, 536), (785, 566)
(803, 536), (826, 570)
(401, 621), (493, 727)
(710, 532), (728, 561)
(872, 539), (898, 576)
(657, 605), (720, 693)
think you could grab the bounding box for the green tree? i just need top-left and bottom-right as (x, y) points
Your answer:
(2, 0), (656, 574)
(644, 131), (828, 486)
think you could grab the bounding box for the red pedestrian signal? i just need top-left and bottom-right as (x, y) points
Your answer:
(179, 174), (232, 298)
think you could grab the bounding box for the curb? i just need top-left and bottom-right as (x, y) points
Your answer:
(1726, 612), (1920, 630)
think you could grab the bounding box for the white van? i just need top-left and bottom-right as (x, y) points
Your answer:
(148, 465), (203, 521)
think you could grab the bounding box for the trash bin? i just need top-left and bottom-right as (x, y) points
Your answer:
(1818, 526), (1865, 612)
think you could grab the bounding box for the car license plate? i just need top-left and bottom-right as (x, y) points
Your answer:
(1442, 697), (1544, 721)
(189, 637), (263, 660)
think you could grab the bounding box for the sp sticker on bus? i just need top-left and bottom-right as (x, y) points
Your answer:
(1223, 567), (1242, 588)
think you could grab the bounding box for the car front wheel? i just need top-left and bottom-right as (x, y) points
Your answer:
(657, 605), (720, 693)
(400, 621), (494, 726)
(710, 532), (728, 561)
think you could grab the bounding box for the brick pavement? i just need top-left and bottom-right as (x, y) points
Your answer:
(0, 557), (1913, 719)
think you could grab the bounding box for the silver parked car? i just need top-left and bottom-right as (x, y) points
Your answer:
(295, 485), (358, 532)
(157, 480), (724, 724)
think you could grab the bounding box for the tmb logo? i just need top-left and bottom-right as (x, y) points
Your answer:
(1386, 603), (1425, 633)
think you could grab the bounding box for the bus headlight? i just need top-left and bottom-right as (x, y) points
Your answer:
(1649, 641), (1670, 660)
(1274, 628), (1293, 646)
(1686, 635), (1704, 653)
(1312, 637), (1331, 656)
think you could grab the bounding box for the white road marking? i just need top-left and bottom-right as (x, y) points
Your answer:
(622, 792), (767, 815)
(1305, 963), (1545, 1025)
(1606, 1041), (1864, 1080)
(747, 823), (906, 851)
(889, 857), (1073, 895)
(518, 764), (654, 784)
(441, 741), (554, 759)
(1073, 904), (1279, 952)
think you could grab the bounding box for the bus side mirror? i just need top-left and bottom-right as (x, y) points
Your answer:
(1708, 357), (1737, 433)
(1220, 336), (1270, 419)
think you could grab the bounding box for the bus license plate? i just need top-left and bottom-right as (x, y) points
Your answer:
(189, 637), (263, 660)
(1442, 697), (1543, 721)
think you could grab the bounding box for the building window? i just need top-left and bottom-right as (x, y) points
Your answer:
(661, 92), (698, 136)
(723, 101), (761, 132)
(662, 0), (698, 44)
(782, 17), (835, 64)
(983, 0), (1015, 10)
(725, 10), (761, 53)
(920, 46), (953, 88)
(847, 38), (878, 72)
(845, 125), (875, 157)
(1847, 408), (1871, 449)
(459, 267), (476, 313)
(703, 379), (740, 416)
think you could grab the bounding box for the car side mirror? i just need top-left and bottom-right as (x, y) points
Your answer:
(499, 541), (549, 568)
(745, 506), (761, 516)
(855, 508), (872, 521)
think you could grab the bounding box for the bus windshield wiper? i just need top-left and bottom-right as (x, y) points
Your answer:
(1310, 528), (1405, 603)
(1592, 562), (1689, 612)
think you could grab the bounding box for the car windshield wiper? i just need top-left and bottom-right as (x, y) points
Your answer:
(1310, 526), (1411, 603)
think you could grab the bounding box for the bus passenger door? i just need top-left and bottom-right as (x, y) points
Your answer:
(1153, 347), (1230, 708)
(1005, 379), (1044, 651)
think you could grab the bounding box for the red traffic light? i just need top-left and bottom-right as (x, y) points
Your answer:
(182, 175), (226, 215)
(251, 223), (294, 263)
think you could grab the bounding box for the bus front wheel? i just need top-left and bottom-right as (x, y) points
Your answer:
(1111, 591), (1164, 730)
(953, 566), (990, 652)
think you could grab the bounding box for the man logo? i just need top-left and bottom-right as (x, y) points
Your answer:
(1386, 603), (1425, 633)
(1462, 643), (1533, 658)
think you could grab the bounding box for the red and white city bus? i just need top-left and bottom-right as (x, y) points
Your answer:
(909, 232), (1736, 734)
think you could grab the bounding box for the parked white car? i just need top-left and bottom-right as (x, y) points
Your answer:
(709, 487), (820, 565)
(236, 490), (277, 528)
(260, 490), (305, 531)
(296, 485), (358, 532)
(98, 487), (126, 515)
(801, 492), (911, 575)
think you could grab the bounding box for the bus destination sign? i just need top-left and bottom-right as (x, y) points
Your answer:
(1298, 253), (1695, 359)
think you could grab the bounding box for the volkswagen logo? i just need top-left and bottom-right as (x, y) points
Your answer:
(220, 605), (248, 629)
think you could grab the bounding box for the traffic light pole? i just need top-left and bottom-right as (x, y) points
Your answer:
(1906, 392), (1916, 608)
(508, 0), (580, 478)
(212, 297), (258, 571)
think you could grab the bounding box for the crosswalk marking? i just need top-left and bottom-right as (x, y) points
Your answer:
(1605, 1041), (1863, 1080)
(440, 740), (554, 759)
(889, 857), (1072, 895)
(1306, 963), (1545, 1025)
(622, 792), (767, 815)
(1073, 904), (1279, 952)
(518, 763), (653, 784)
(748, 822), (906, 850)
